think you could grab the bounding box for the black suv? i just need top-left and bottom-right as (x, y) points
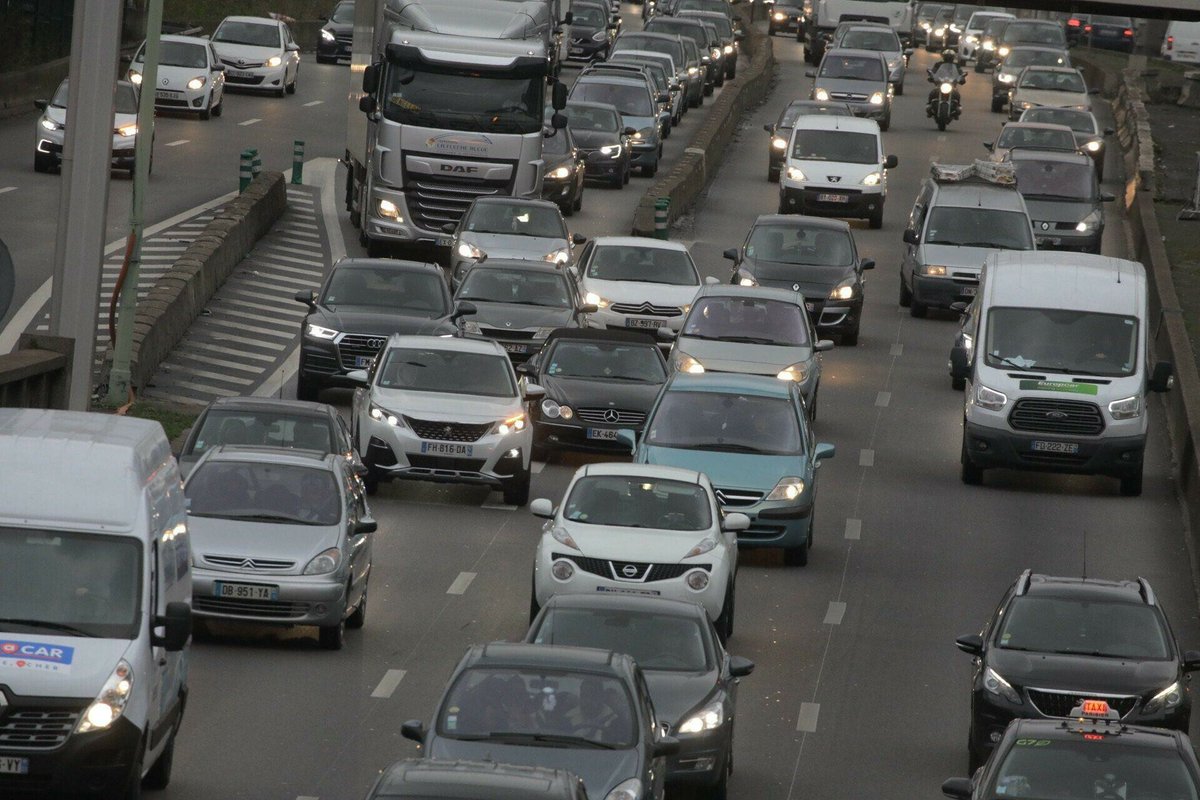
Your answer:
(956, 571), (1200, 770)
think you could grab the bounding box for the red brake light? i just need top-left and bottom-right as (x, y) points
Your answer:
(1081, 699), (1111, 717)
(1123, 29), (1133, 38)
(1084, 733), (1105, 741)
(1084, 24), (1092, 33)
(1068, 18), (1081, 27)
(1168, 35), (1175, 50)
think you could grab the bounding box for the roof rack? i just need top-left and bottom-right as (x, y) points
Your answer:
(1137, 577), (1157, 606)
(1015, 568), (1032, 595)
(929, 159), (1016, 186)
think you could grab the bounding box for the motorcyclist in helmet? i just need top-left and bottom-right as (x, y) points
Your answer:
(927, 49), (965, 118)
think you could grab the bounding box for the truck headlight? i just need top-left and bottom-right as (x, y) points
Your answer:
(777, 363), (807, 382)
(676, 353), (705, 374)
(1108, 395), (1141, 420)
(677, 701), (724, 733)
(306, 324), (339, 339)
(765, 476), (805, 501)
(869, 91), (885, 105)
(828, 279), (855, 300)
(813, 88), (830, 101)
(303, 547), (342, 575)
(861, 171), (881, 186)
(974, 384), (1008, 412)
(266, 55), (283, 68)
(378, 198), (403, 221)
(547, 165), (571, 179)
(982, 667), (1021, 705)
(1144, 681), (1183, 714)
(458, 241), (483, 259)
(321, 28), (336, 41)
(786, 165), (807, 181)
(76, 660), (134, 733)
(187, 76), (207, 90)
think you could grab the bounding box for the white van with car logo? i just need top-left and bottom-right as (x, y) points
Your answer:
(0, 410), (192, 798)
(949, 251), (1174, 496)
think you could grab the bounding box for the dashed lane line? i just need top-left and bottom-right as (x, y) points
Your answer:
(859, 449), (875, 467)
(823, 601), (846, 625)
(0, 187), (16, 195)
(238, 117), (262, 126)
(796, 703), (820, 733)
(875, 391), (891, 408)
(844, 518), (861, 540)
(889, 342), (904, 356)
(446, 572), (477, 595)
(303, 100), (324, 107)
(165, 139), (189, 147)
(370, 669), (407, 699)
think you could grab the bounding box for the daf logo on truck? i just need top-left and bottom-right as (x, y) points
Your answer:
(440, 164), (480, 174)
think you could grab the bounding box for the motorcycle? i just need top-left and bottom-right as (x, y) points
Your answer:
(926, 70), (966, 131)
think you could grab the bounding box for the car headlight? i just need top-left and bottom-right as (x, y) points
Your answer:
(677, 700), (724, 733)
(547, 165), (571, 179)
(458, 241), (483, 259)
(378, 198), (403, 221)
(921, 22), (932, 31)
(266, 55), (283, 68)
(777, 362), (808, 382)
(920, 264), (947, 276)
(1075, 210), (1102, 232)
(40, 117), (61, 131)
(998, 45), (1010, 57)
(765, 476), (805, 501)
(738, 274), (758, 287)
(1144, 681), (1183, 714)
(584, 292), (609, 309)
(861, 171), (881, 186)
(496, 414), (526, 435)
(604, 778), (643, 800)
(773, 11), (786, 20)
(772, 137), (788, 150)
(724, 44), (734, 54)
(684, 537), (716, 558)
(542, 398), (563, 419)
(685, 569), (710, 591)
(600, 144), (623, 157)
(552, 525), (581, 550)
(934, 27), (946, 37)
(676, 353), (705, 374)
(462, 320), (483, 335)
(983, 667), (1022, 705)
(950, 24), (960, 32)
(1108, 395), (1141, 420)
(116, 123), (138, 137)
(965, 35), (978, 44)
(828, 278), (855, 300)
(998, 72), (1015, 83)
(593, 30), (609, 41)
(544, 248), (571, 265)
(1086, 139), (1102, 153)
(813, 87), (830, 101)
(983, 40), (994, 50)
(688, 66), (699, 76)
(369, 404), (404, 427)
(786, 165), (807, 181)
(636, 126), (655, 141)
(76, 660), (134, 733)
(869, 91), (885, 105)
(187, 76), (207, 90)
(303, 547), (342, 575)
(321, 28), (336, 41)
(128, 70), (143, 85)
(940, 81), (953, 94)
(888, 59), (901, 72)
(974, 384), (1008, 412)
(306, 324), (339, 339)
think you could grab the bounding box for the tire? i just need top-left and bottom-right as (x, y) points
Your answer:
(990, 95), (1004, 113)
(199, 102), (211, 121)
(715, 584), (734, 642)
(727, 65), (736, 79)
(573, 189), (583, 213)
(879, 115), (890, 132)
(622, 165), (631, 186)
(952, 375), (966, 390)
(318, 618), (345, 650)
(704, 83), (714, 96)
(899, 275), (913, 307)
(363, 467), (380, 496)
(768, 165), (780, 183)
(561, 201), (573, 217)
(961, 433), (983, 485)
(142, 722), (176, 790)
(709, 764), (729, 800)
(1096, 162), (1105, 182)
(769, 27), (776, 36)
(894, 81), (904, 96)
(807, 389), (817, 422)
(503, 469), (531, 506)
(275, 86), (286, 98)
(967, 720), (987, 772)
(783, 512), (812, 566)
(975, 60), (985, 74)
(33, 153), (52, 173)
(643, 160), (658, 178)
(937, 118), (947, 131)
(296, 375), (319, 402)
(842, 325), (859, 346)
(868, 207), (883, 229)
(212, 97), (223, 117)
(347, 584), (367, 629)
(125, 750), (144, 800)
(286, 71), (298, 94)
(910, 300), (928, 318)
(1120, 466), (1143, 497)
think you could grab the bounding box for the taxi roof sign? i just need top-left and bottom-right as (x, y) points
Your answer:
(1071, 700), (1119, 720)
(930, 160), (1017, 186)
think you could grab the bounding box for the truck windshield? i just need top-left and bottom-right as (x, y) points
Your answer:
(985, 307), (1138, 377)
(383, 64), (543, 134)
(0, 528), (142, 640)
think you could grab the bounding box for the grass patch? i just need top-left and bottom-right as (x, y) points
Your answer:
(163, 0), (330, 32)
(125, 401), (201, 444)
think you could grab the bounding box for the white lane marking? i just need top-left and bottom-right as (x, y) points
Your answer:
(447, 571), (477, 595)
(303, 100), (324, 107)
(159, 364), (255, 385)
(371, 669), (407, 699)
(253, 347), (298, 397)
(239, 117), (262, 126)
(844, 518), (862, 540)
(796, 702), (820, 732)
(875, 391), (891, 407)
(0, 186), (16, 195)
(937, 134), (947, 142)
(889, 342), (904, 356)
(165, 139), (189, 147)
(481, 501), (518, 511)
(531, 461), (546, 474)
(193, 339), (283, 359)
(297, 796), (319, 800)
(824, 601), (847, 625)
(859, 449), (875, 467)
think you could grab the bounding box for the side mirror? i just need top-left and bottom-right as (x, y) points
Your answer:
(1183, 649), (1200, 672)
(608, 22), (619, 30)
(942, 778), (973, 800)
(884, 154), (899, 169)
(579, 303), (599, 314)
(722, 512), (751, 532)
(1149, 360), (1174, 393)
(615, 428), (638, 453)
(903, 229), (919, 245)
(623, 126), (638, 136)
(346, 369), (369, 385)
(729, 655), (755, 678)
(815, 339), (834, 352)
(212, 64), (226, 72)
(401, 720), (427, 743)
(723, 248), (738, 261)
(552, 112), (568, 130)
(950, 346), (971, 381)
(152, 601), (192, 652)
(704, 276), (721, 285)
(654, 735), (681, 758)
(531, 498), (555, 518)
(1100, 192), (1115, 202)
(805, 69), (816, 78)
(658, 92), (671, 103)
(286, 42), (300, 52)
(763, 123), (775, 134)
(950, 301), (969, 314)
(362, 62), (379, 93)
(294, 289), (317, 307)
(553, 80), (568, 110)
(354, 518), (378, 535)
(1104, 127), (1115, 136)
(983, 140), (994, 150)
(1088, 87), (1100, 94)
(904, 47), (914, 56)
(524, 383), (545, 400)
(860, 258), (875, 270)
(451, 301), (478, 321)
(359, 95), (377, 115)
(442, 222), (457, 234)
(34, 99), (48, 111)
(813, 442), (835, 462)
(955, 633), (984, 656)
(516, 361), (535, 375)
(572, 233), (587, 245)
(563, 10), (574, 24)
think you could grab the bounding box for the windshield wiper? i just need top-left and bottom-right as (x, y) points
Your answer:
(931, 241), (1011, 248)
(1046, 648), (1127, 659)
(994, 356), (1036, 372)
(714, 335), (777, 344)
(225, 513), (320, 525)
(0, 618), (97, 637)
(467, 731), (620, 749)
(1023, 193), (1087, 201)
(688, 442), (775, 454)
(504, 300), (566, 307)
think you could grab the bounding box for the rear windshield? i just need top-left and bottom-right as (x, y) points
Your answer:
(1019, 69), (1085, 93)
(571, 80), (653, 118)
(791, 130), (877, 164)
(188, 411), (333, 456)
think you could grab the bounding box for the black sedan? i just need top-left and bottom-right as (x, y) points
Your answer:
(527, 594), (753, 797)
(955, 570), (1200, 771)
(295, 259), (462, 400)
(402, 643), (679, 800)
(453, 260), (595, 362)
(566, 1), (619, 64)
(564, 100), (634, 188)
(316, 0), (354, 63)
(518, 327), (668, 456)
(763, 99), (853, 182)
(1085, 14), (1136, 52)
(767, 1), (804, 37)
(541, 124), (587, 216)
(724, 215), (873, 345)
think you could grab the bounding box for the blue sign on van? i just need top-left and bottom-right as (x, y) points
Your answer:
(0, 639), (75, 674)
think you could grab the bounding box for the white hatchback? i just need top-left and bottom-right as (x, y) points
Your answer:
(211, 15), (301, 96)
(530, 463), (749, 640)
(129, 35), (226, 119)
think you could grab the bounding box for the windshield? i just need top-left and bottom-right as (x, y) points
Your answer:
(439, 667), (637, 748)
(566, 102), (619, 133)
(1019, 69), (1085, 93)
(571, 81), (654, 118)
(780, 103), (851, 126)
(322, 266), (449, 315)
(1006, 49), (1070, 69)
(1013, 159), (1096, 200)
(573, 6), (607, 27)
(137, 40), (208, 68)
(458, 268), (571, 307)
(818, 54), (885, 81)
(214, 20), (280, 48)
(685, 296), (811, 346)
(791, 130), (878, 164)
(747, 223), (855, 268)
(647, 391), (803, 455)
(186, 462), (341, 525)
(383, 63), (544, 134)
(543, 339), (665, 382)
(840, 29), (900, 52)
(55, 81), (139, 113)
(188, 410), (332, 456)
(985, 307), (1137, 377)
(377, 347), (517, 397)
(997, 595), (1171, 659)
(1023, 107), (1095, 134)
(1004, 22), (1066, 46)
(531, 609), (710, 672)
(331, 1), (355, 22)
(587, 245), (699, 285)
(0, 528), (142, 639)
(564, 475), (712, 530)
(991, 740), (1197, 800)
(924, 207), (1034, 250)
(465, 203), (566, 239)
(996, 125), (1076, 152)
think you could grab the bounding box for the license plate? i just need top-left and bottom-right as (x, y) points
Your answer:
(155, 90), (182, 100)
(596, 586), (661, 597)
(960, 286), (978, 296)
(227, 69), (254, 79)
(354, 356), (373, 368)
(570, 47), (585, 54)
(625, 318), (663, 329)
(436, 237), (452, 248)
(215, 582), (278, 601)
(0, 756), (29, 775)
(503, 343), (529, 354)
(587, 428), (619, 440)
(1031, 440), (1080, 454)
(420, 441), (474, 456)
(1037, 236), (1062, 247)
(817, 193), (849, 203)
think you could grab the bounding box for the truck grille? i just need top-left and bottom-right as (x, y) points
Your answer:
(552, 553), (710, 582)
(404, 170), (515, 233)
(609, 302), (682, 317)
(0, 708), (82, 752)
(336, 333), (389, 370)
(575, 408), (646, 425)
(1009, 398), (1104, 436)
(1027, 689), (1137, 719)
(404, 417), (493, 442)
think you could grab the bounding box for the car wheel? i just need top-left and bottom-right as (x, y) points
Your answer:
(212, 97), (223, 117)
(807, 388), (817, 421)
(503, 469), (531, 506)
(715, 583), (734, 642)
(318, 618), (345, 650)
(842, 325), (860, 346)
(990, 95), (1004, 113)
(1120, 466), (1143, 497)
(967, 722), (987, 772)
(868, 207), (884, 229)
(909, 300), (928, 318)
(961, 433), (983, 485)
(622, 164), (631, 185)
(363, 467), (380, 496)
(952, 375), (966, 391)
(709, 763), (729, 800)
(573, 189), (583, 212)
(275, 85), (286, 98)
(34, 153), (52, 173)
(894, 80), (904, 96)
(347, 584), (367, 629)
(783, 514), (812, 566)
(286, 68), (298, 94)
(141, 720), (176, 790)
(199, 101), (211, 121)
(124, 740), (144, 800)
(937, 117), (947, 131)
(643, 160), (658, 178)
(727, 65), (736, 79)
(296, 375), (319, 402)
(768, 165), (780, 183)
(704, 83), (714, 96)
(879, 115), (890, 132)
(1096, 162), (1105, 182)
(899, 275), (913, 307)
(561, 200), (573, 217)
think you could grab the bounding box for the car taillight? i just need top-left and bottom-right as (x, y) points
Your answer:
(1167, 35), (1174, 50)
(1123, 28), (1133, 37)
(1068, 18), (1081, 27)
(1084, 24), (1092, 33)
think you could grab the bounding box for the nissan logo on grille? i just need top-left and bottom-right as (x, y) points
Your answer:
(366, 337), (386, 349)
(621, 564), (639, 578)
(603, 409), (620, 423)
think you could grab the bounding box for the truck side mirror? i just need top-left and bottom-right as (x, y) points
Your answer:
(362, 62), (379, 94)
(1149, 360), (1174, 393)
(553, 81), (568, 110)
(552, 112), (568, 130)
(903, 229), (919, 245)
(359, 95), (377, 115)
(950, 345), (971, 381)
(152, 601), (192, 652)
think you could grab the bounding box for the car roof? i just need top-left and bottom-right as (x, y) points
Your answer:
(930, 181), (1027, 211)
(1021, 573), (1152, 604)
(385, 334), (507, 356)
(334, 258), (443, 276)
(1009, 148), (1092, 166)
(824, 47), (888, 62)
(590, 235), (691, 252)
(667, 372), (794, 398)
(203, 397), (335, 418)
(542, 592), (709, 618)
(984, 251), (1145, 316)
(219, 15), (282, 25)
(462, 642), (633, 674)
(751, 213), (851, 232)
(581, 461), (705, 483)
(203, 444), (338, 468)
(373, 759), (577, 800)
(694, 283), (806, 304)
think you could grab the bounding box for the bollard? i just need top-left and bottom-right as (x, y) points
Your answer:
(654, 197), (670, 240)
(250, 148), (262, 178)
(239, 149), (253, 193)
(291, 140), (305, 184)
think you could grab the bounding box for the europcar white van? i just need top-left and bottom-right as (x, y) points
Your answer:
(1162, 21), (1200, 64)
(950, 252), (1174, 496)
(0, 410), (191, 798)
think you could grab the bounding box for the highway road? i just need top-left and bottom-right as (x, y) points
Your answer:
(6, 9), (1200, 800)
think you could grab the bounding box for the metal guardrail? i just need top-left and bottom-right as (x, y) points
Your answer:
(0, 335), (73, 410)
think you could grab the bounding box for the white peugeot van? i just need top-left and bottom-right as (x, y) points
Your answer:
(0, 410), (191, 797)
(949, 252), (1174, 496)
(1162, 21), (1200, 64)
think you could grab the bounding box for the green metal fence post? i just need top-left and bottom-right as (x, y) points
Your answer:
(654, 197), (671, 240)
(292, 140), (305, 184)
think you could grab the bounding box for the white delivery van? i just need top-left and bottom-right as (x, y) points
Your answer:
(1162, 21), (1200, 64)
(950, 252), (1174, 496)
(0, 410), (191, 798)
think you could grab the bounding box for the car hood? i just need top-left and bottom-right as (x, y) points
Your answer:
(572, 130), (621, 149)
(544, 151), (575, 171)
(188, 516), (341, 572)
(311, 305), (454, 335)
(42, 106), (132, 130)
(644, 670), (719, 728)
(1013, 87), (1090, 109)
(744, 260), (853, 295)
(462, 232), (566, 261)
(1022, 198), (1094, 223)
(557, 524), (716, 563)
(428, 737), (640, 798)
(989, 648), (1178, 696)
(372, 387), (517, 422)
(638, 445), (801, 491)
(323, 20), (353, 35)
(470, 301), (575, 331)
(572, 22), (605, 36)
(211, 42), (283, 61)
(814, 77), (886, 96)
(918, 243), (1009, 271)
(677, 337), (813, 373)
(541, 374), (662, 413)
(582, 278), (700, 307)
(0, 635), (134, 699)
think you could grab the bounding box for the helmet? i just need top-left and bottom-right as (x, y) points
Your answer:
(941, 49), (956, 62)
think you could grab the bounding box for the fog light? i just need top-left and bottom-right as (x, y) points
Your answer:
(693, 758), (715, 771)
(552, 560), (575, 580)
(315, 603), (328, 615)
(685, 570), (709, 591)
(989, 731), (1002, 743)
(506, 448), (521, 458)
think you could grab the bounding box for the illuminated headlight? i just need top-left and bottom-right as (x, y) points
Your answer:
(676, 353), (705, 374)
(584, 292), (610, 309)
(187, 76), (207, 90)
(604, 778), (643, 800)
(982, 666), (1021, 704)
(684, 537), (716, 558)
(116, 123), (138, 137)
(921, 22), (932, 31)
(869, 91), (885, 105)
(773, 12), (786, 20)
(462, 320), (483, 335)
(1144, 681), (1183, 714)
(600, 144), (622, 157)
(724, 44), (734, 54)
(551, 558), (576, 580)
(1017, 100), (1036, 111)
(814, 88), (830, 101)
(711, 48), (722, 60)
(303, 547), (342, 575)
(458, 241), (483, 259)
(934, 27), (946, 37)
(861, 171), (881, 186)
(544, 248), (571, 265)
(828, 279), (855, 299)
(378, 198), (403, 221)
(684, 569), (710, 591)
(974, 384), (1008, 412)
(998, 72), (1015, 83)
(920, 264), (947, 276)
(962, 332), (974, 356)
(786, 165), (807, 181)
(949, 24), (961, 32)
(998, 45), (1010, 57)
(547, 165), (571, 179)
(592, 30), (608, 41)
(739, 275), (757, 287)
(771, 137), (787, 150)
(1075, 210), (1102, 232)
(636, 126), (655, 141)
(887, 59), (901, 72)
(321, 28), (336, 41)
(40, 117), (61, 131)
(496, 414), (526, 435)
(76, 660), (134, 733)
(965, 35), (978, 44)
(940, 81), (953, 94)
(678, 701), (724, 733)
(983, 40), (994, 50)
(765, 476), (805, 501)
(369, 405), (403, 427)
(306, 324), (339, 339)
(1108, 395), (1141, 420)
(688, 66), (699, 76)
(266, 55), (283, 68)
(128, 70), (143, 85)
(1086, 139), (1102, 152)
(776, 363), (807, 382)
